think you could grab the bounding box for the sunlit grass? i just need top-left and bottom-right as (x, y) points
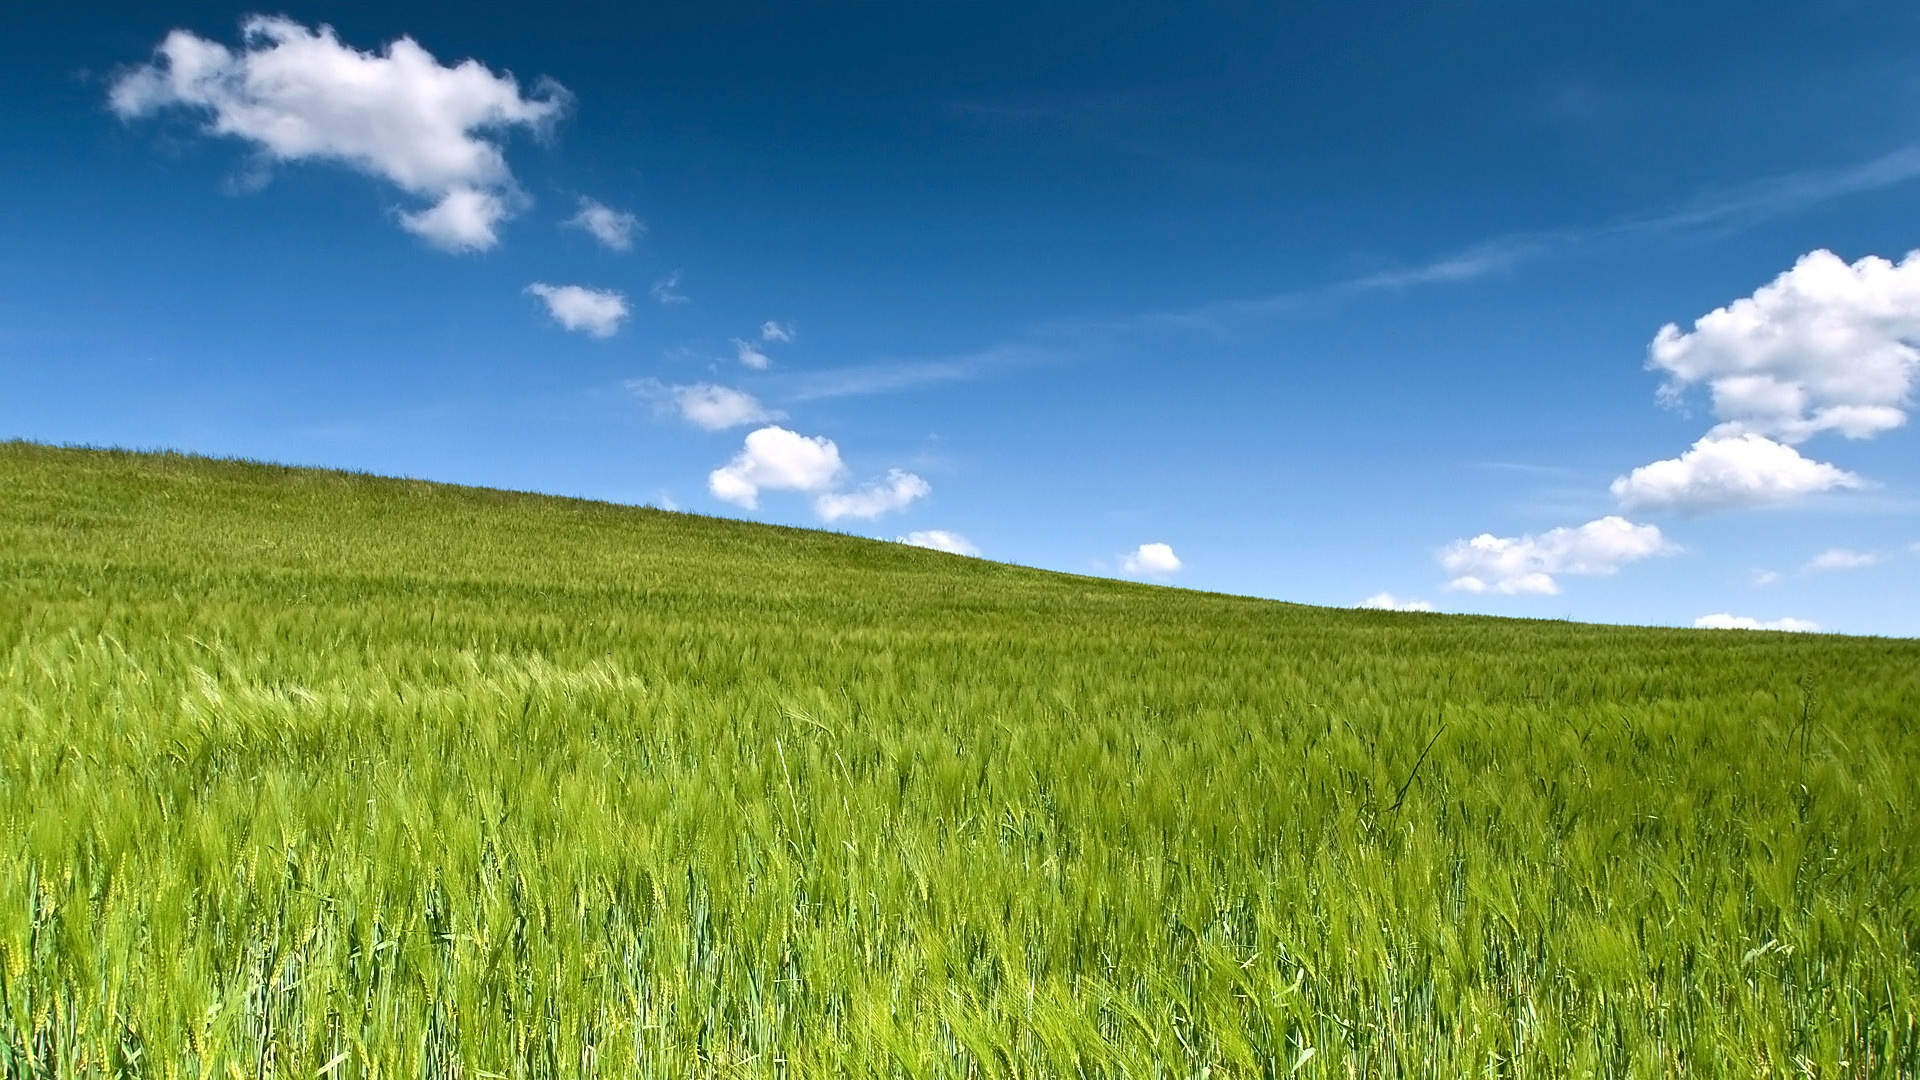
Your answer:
(1, 440), (1916, 1076)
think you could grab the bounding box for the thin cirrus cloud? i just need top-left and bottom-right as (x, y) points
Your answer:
(525, 283), (628, 337)
(1440, 516), (1676, 596)
(650, 271), (690, 305)
(708, 426), (929, 520)
(760, 321), (795, 343)
(897, 530), (981, 557)
(1610, 433), (1865, 513)
(1121, 543), (1182, 575)
(565, 197), (641, 251)
(628, 380), (780, 431)
(109, 16), (567, 252)
(1694, 613), (1821, 632)
(1358, 593), (1435, 612)
(1802, 547), (1881, 573)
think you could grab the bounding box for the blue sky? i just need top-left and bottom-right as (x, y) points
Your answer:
(5, 2), (1920, 636)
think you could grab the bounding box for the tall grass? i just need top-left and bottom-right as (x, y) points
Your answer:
(1, 441), (1916, 1077)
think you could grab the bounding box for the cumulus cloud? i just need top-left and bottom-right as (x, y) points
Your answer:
(1122, 543), (1182, 576)
(734, 339), (772, 370)
(1358, 593), (1435, 612)
(1803, 547), (1881, 573)
(1648, 249), (1920, 444)
(565, 197), (640, 251)
(897, 530), (981, 556)
(397, 188), (511, 251)
(760, 321), (795, 343)
(525, 283), (628, 337)
(1440, 516), (1675, 596)
(1610, 434), (1864, 513)
(651, 271), (689, 305)
(706, 427), (930, 519)
(815, 470), (931, 521)
(708, 426), (844, 509)
(110, 16), (565, 251)
(630, 380), (779, 430)
(1694, 613), (1821, 632)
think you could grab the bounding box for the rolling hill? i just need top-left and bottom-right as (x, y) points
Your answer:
(2, 441), (1915, 1077)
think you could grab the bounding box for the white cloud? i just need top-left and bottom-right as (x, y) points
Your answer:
(525, 283), (628, 337)
(1803, 547), (1881, 573)
(566, 197), (640, 251)
(734, 339), (772, 370)
(897, 530), (981, 557)
(110, 16), (565, 252)
(706, 427), (929, 520)
(651, 271), (689, 305)
(670, 385), (776, 431)
(1440, 516), (1676, 596)
(1122, 543), (1182, 576)
(1752, 569), (1781, 587)
(396, 187), (510, 252)
(707, 426), (845, 509)
(1649, 249), (1920, 443)
(760, 321), (795, 343)
(1610, 434), (1864, 512)
(629, 380), (780, 430)
(1358, 593), (1435, 612)
(1694, 613), (1821, 632)
(815, 469), (931, 521)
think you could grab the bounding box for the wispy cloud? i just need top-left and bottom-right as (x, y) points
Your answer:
(775, 343), (1053, 403)
(1803, 548), (1882, 573)
(1147, 143), (1920, 334)
(650, 271), (689, 305)
(745, 144), (1920, 406)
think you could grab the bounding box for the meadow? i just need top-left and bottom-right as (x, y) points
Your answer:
(0, 440), (1916, 1077)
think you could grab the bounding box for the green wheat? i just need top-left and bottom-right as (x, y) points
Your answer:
(0, 441), (1915, 1077)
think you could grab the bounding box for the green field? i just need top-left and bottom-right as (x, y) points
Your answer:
(1, 441), (1916, 1077)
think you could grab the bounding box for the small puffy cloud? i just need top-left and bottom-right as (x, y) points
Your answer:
(708, 426), (844, 509)
(1358, 593), (1435, 612)
(566, 197), (641, 251)
(707, 426), (930, 520)
(629, 380), (779, 430)
(760, 321), (795, 343)
(815, 469), (931, 521)
(398, 187), (510, 252)
(1440, 516), (1675, 596)
(1694, 613), (1821, 632)
(110, 16), (565, 252)
(651, 271), (689, 305)
(897, 530), (981, 556)
(1122, 543), (1182, 576)
(1610, 434), (1864, 513)
(1649, 249), (1920, 443)
(1803, 547), (1881, 573)
(734, 339), (772, 370)
(525, 283), (628, 337)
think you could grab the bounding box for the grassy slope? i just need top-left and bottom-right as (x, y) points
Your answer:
(1, 440), (1916, 1077)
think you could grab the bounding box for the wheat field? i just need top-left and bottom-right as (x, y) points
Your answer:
(1, 441), (1916, 1077)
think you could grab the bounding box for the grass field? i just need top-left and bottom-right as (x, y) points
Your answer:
(1, 440), (1916, 1078)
